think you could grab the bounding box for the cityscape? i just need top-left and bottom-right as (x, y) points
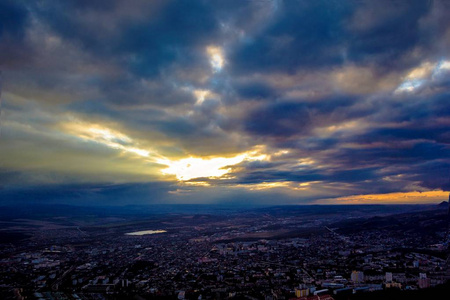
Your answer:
(1, 201), (449, 299)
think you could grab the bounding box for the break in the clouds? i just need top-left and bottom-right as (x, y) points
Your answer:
(1, 0), (450, 205)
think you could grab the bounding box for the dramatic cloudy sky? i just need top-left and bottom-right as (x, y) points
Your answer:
(1, 0), (450, 205)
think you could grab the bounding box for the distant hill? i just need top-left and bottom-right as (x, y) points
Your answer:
(438, 201), (449, 209)
(330, 205), (448, 245)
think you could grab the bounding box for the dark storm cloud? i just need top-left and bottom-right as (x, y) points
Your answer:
(346, 0), (431, 67)
(230, 0), (352, 74)
(225, 76), (450, 196)
(231, 0), (449, 79)
(245, 102), (314, 137)
(234, 81), (279, 101)
(32, 0), (220, 78)
(230, 0), (441, 75)
(356, 127), (450, 145)
(0, 182), (175, 205)
(88, 76), (197, 107)
(227, 161), (379, 185)
(415, 161), (450, 191)
(0, 0), (28, 38)
(2, 0), (450, 205)
(244, 96), (356, 137)
(0, 0), (31, 67)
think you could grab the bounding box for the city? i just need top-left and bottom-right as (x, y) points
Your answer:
(1, 202), (448, 299)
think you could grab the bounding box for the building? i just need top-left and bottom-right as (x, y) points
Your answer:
(351, 271), (364, 283)
(295, 288), (309, 298)
(418, 273), (431, 289)
(385, 272), (392, 283)
(292, 295), (334, 300)
(385, 282), (402, 289)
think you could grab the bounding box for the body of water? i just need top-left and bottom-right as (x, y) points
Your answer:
(125, 230), (167, 236)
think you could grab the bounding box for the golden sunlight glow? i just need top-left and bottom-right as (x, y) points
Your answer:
(194, 89), (210, 105)
(158, 155), (245, 180)
(87, 127), (131, 144)
(157, 150), (268, 181)
(207, 46), (224, 72)
(183, 181), (211, 187)
(438, 60), (450, 71)
(395, 59), (450, 94)
(395, 61), (433, 93)
(314, 120), (364, 137)
(297, 158), (316, 165)
(63, 122), (151, 158)
(319, 190), (448, 204)
(273, 149), (290, 156)
(247, 181), (293, 190)
(61, 122), (275, 182)
(324, 120), (360, 132)
(241, 180), (322, 191)
(406, 61), (434, 80)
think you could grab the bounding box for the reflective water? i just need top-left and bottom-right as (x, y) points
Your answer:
(125, 230), (167, 236)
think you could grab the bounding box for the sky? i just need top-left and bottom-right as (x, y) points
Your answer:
(1, 0), (450, 206)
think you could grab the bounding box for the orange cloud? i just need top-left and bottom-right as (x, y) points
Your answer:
(319, 190), (448, 204)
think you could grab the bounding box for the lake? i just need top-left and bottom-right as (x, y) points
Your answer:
(125, 230), (167, 236)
